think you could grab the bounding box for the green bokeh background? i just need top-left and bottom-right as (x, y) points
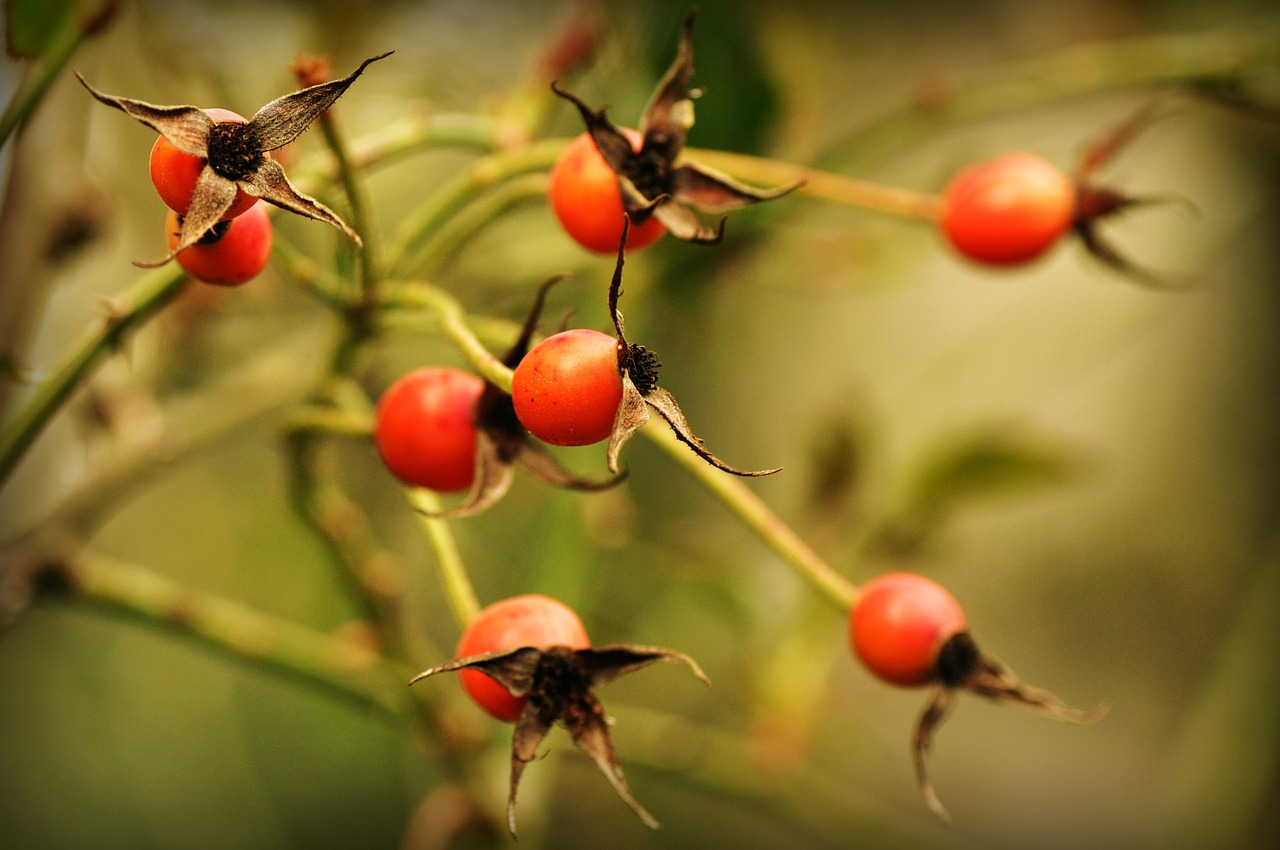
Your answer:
(2, 1), (1278, 848)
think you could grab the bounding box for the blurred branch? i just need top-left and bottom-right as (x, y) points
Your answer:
(6, 548), (415, 721)
(384, 139), (564, 278)
(642, 421), (859, 612)
(3, 326), (328, 549)
(687, 148), (942, 220)
(0, 264), (188, 489)
(406, 488), (481, 629)
(820, 19), (1280, 173)
(410, 172), (551, 275)
(0, 0), (118, 150)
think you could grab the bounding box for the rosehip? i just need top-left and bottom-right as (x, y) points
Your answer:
(549, 129), (666, 254)
(511, 328), (624, 447)
(374, 367), (485, 493)
(849, 572), (971, 687)
(454, 594), (590, 723)
(165, 202), (272, 286)
(940, 152), (1076, 266)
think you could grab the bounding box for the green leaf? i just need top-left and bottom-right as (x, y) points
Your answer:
(906, 425), (1086, 521)
(5, 0), (114, 59)
(6, 0), (77, 58)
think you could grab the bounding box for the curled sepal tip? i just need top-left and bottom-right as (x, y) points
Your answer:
(604, 218), (782, 477)
(551, 9), (796, 244)
(1072, 99), (1199, 289)
(912, 636), (1109, 825)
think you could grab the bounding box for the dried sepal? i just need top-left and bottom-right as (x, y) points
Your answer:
(76, 52), (391, 265)
(566, 697), (661, 830)
(642, 385), (780, 477)
(551, 10), (796, 244)
(1071, 100), (1197, 288)
(246, 51), (392, 151)
(136, 168), (238, 266)
(604, 219), (781, 476)
(577, 643), (711, 689)
(674, 160), (804, 212)
(410, 642), (709, 837)
(74, 74), (213, 154)
(911, 632), (1110, 824)
(240, 157), (363, 244)
(638, 9), (698, 156)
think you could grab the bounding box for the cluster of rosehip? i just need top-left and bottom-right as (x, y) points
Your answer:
(78, 10), (1145, 836)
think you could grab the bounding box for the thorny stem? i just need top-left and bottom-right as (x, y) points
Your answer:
(406, 488), (482, 628)
(19, 549), (414, 721)
(0, 264), (188, 488)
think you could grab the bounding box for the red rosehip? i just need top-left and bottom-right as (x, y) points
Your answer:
(549, 130), (666, 254)
(374, 367), (485, 493)
(149, 108), (260, 220)
(940, 152), (1076, 266)
(165, 202), (272, 286)
(849, 572), (969, 687)
(455, 594), (590, 722)
(511, 328), (624, 447)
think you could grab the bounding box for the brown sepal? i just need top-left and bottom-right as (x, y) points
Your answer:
(1071, 100), (1198, 288)
(550, 10), (794, 244)
(410, 643), (709, 837)
(603, 220), (782, 476)
(911, 631), (1110, 824)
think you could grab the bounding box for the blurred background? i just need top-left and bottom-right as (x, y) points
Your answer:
(1, 0), (1278, 848)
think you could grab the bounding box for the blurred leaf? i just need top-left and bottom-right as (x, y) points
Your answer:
(907, 425), (1084, 517)
(6, 0), (77, 58)
(870, 425), (1086, 556)
(4, 0), (115, 58)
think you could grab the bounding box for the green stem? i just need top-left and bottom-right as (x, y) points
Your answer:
(0, 264), (187, 488)
(641, 422), (859, 611)
(347, 110), (504, 172)
(0, 11), (100, 150)
(405, 488), (481, 628)
(384, 139), (564, 277)
(688, 148), (941, 220)
(411, 172), (551, 275)
(380, 281), (512, 389)
(318, 109), (381, 292)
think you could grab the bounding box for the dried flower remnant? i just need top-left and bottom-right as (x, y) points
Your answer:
(75, 51), (392, 265)
(1072, 100), (1196, 286)
(411, 642), (709, 837)
(604, 219), (782, 477)
(552, 9), (800, 244)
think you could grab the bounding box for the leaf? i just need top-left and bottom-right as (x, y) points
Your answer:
(6, 0), (77, 58)
(905, 425), (1085, 522)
